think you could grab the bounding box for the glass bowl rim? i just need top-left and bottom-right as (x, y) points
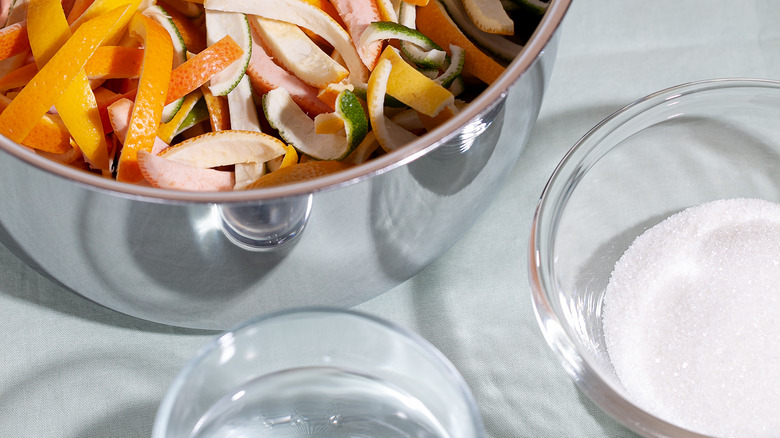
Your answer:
(528, 77), (780, 437)
(151, 306), (485, 438)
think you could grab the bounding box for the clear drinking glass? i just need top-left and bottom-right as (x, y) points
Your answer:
(152, 308), (484, 438)
(529, 78), (780, 437)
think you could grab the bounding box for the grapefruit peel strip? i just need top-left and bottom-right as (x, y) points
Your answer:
(204, 0), (368, 85)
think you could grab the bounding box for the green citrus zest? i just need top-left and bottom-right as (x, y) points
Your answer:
(205, 10), (252, 96)
(360, 21), (447, 69)
(263, 88), (367, 160)
(143, 5), (188, 122)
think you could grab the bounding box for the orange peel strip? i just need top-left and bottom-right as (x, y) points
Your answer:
(116, 13), (174, 182)
(416, 0), (504, 85)
(0, 22), (30, 62)
(84, 46), (144, 79)
(28, 0), (118, 171)
(201, 84), (230, 131)
(0, 94), (71, 153)
(93, 86), (123, 133)
(66, 0), (96, 23)
(37, 140), (85, 164)
(117, 36), (244, 106)
(0, 46), (144, 91)
(164, 35), (243, 105)
(69, 0), (142, 44)
(0, 61), (37, 91)
(158, 0), (207, 52)
(0, 4), (133, 147)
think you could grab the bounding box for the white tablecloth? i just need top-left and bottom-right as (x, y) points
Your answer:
(3, 1), (779, 436)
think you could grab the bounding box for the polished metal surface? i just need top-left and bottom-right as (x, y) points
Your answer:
(0, 1), (569, 329)
(218, 195), (313, 251)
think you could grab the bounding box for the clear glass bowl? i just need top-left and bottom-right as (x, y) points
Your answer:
(529, 78), (780, 437)
(152, 307), (484, 438)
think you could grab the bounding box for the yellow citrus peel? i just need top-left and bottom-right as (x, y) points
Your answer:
(0, 4), (133, 152)
(376, 45), (453, 117)
(246, 160), (352, 189)
(69, 0), (142, 41)
(366, 57), (417, 151)
(28, 0), (118, 171)
(116, 13), (174, 182)
(157, 89), (203, 143)
(279, 144), (298, 169)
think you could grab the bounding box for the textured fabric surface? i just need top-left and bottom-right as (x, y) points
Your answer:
(2, 1), (780, 436)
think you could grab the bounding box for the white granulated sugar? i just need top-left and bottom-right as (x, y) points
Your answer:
(603, 198), (780, 437)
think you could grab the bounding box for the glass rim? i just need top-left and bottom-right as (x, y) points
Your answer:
(528, 77), (780, 437)
(152, 306), (484, 438)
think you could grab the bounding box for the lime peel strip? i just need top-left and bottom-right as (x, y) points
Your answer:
(360, 21), (447, 69)
(262, 87), (367, 161)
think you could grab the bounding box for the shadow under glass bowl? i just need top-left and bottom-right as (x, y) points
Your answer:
(529, 78), (780, 438)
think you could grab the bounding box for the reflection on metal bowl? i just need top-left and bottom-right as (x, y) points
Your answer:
(0, 0), (570, 329)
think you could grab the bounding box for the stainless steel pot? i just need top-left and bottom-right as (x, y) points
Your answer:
(0, 0), (570, 329)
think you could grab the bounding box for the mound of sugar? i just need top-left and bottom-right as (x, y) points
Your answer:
(603, 198), (780, 437)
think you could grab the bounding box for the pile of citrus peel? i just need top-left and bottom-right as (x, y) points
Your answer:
(0, 0), (544, 190)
